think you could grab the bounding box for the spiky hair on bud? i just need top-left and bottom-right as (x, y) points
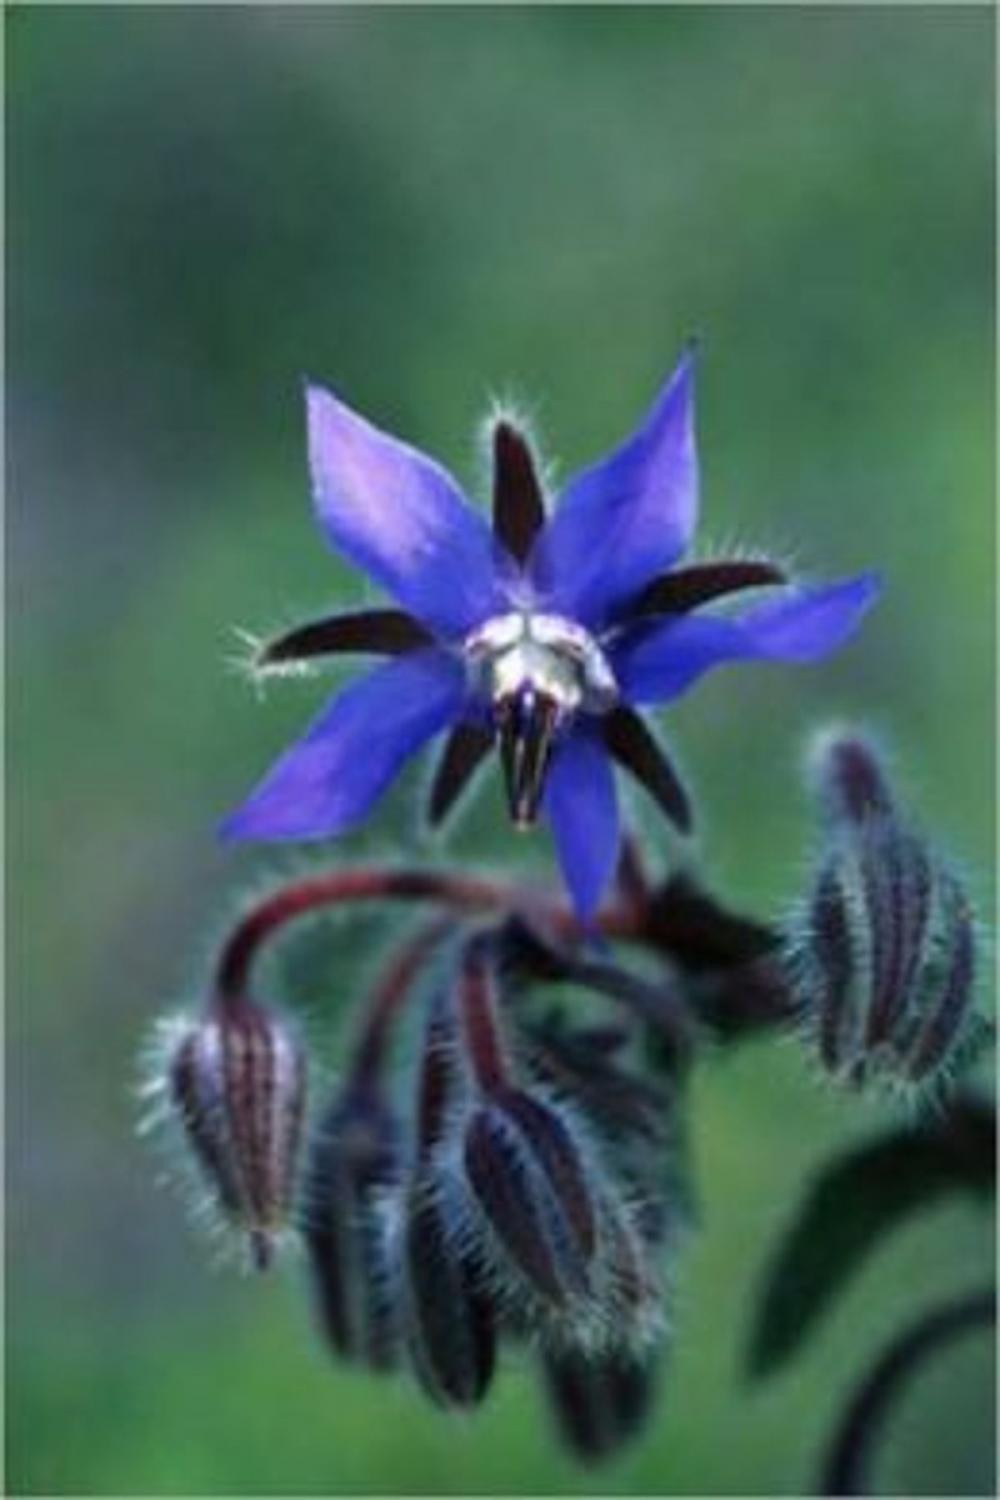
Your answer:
(299, 1084), (404, 1373)
(788, 728), (987, 1099)
(539, 1344), (661, 1467)
(142, 998), (309, 1270)
(398, 1165), (499, 1410)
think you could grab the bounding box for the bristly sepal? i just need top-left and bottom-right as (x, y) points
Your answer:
(300, 1083), (404, 1371)
(163, 997), (308, 1269)
(788, 729), (985, 1096)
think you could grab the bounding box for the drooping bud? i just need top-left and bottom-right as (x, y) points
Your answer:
(167, 998), (307, 1267)
(792, 731), (982, 1090)
(454, 935), (650, 1341)
(523, 1006), (694, 1252)
(402, 1171), (497, 1409)
(593, 1192), (666, 1350)
(301, 1085), (403, 1371)
(540, 1346), (659, 1466)
(814, 727), (896, 826)
(399, 985), (497, 1408)
(463, 1087), (597, 1307)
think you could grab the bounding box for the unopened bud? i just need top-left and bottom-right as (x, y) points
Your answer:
(794, 731), (982, 1090)
(812, 727), (896, 826)
(593, 1195), (665, 1350)
(401, 1171), (497, 1409)
(392, 981), (498, 1408)
(301, 1086), (402, 1370)
(168, 998), (307, 1267)
(463, 1086), (597, 1307)
(540, 1346), (659, 1466)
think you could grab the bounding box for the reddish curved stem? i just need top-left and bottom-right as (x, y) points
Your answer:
(213, 865), (640, 1002)
(457, 937), (512, 1093)
(349, 915), (456, 1087)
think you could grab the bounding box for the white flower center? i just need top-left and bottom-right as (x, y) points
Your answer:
(463, 611), (618, 714)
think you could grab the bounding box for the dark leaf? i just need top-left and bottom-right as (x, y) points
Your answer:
(747, 1096), (996, 1378)
(819, 1287), (995, 1496)
(601, 706), (693, 833)
(492, 421), (546, 563)
(256, 608), (433, 665)
(426, 722), (493, 827)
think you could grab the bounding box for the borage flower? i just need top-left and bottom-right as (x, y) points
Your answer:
(222, 351), (879, 917)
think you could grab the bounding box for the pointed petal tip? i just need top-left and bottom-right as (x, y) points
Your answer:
(676, 337), (701, 378)
(817, 568), (884, 635)
(304, 376), (345, 418)
(662, 340), (699, 397)
(301, 373), (331, 407)
(851, 569), (884, 608)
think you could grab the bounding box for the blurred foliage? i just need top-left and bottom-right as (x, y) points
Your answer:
(6, 5), (995, 1495)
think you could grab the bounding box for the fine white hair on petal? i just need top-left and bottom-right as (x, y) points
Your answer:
(224, 625), (321, 700)
(692, 528), (803, 581)
(474, 388), (559, 504)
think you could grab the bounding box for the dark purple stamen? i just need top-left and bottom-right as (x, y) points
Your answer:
(495, 687), (561, 827)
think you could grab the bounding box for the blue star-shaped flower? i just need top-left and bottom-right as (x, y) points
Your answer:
(223, 351), (880, 917)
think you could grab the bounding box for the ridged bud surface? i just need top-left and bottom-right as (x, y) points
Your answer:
(795, 732), (981, 1089)
(397, 982), (498, 1408)
(401, 1172), (497, 1409)
(463, 1087), (597, 1308)
(168, 998), (307, 1266)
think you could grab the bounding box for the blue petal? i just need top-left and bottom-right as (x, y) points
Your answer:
(544, 728), (620, 920)
(613, 573), (881, 705)
(528, 350), (698, 629)
(306, 383), (510, 640)
(221, 649), (466, 841)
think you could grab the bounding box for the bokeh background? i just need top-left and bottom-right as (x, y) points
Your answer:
(7, 5), (995, 1495)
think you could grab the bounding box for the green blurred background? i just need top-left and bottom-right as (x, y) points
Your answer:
(7, 5), (995, 1495)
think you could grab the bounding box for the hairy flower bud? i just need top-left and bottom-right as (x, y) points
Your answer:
(401, 1171), (498, 1410)
(463, 1086), (597, 1308)
(167, 998), (307, 1267)
(399, 985), (497, 1408)
(301, 1086), (402, 1371)
(540, 1345), (659, 1465)
(793, 731), (982, 1090)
